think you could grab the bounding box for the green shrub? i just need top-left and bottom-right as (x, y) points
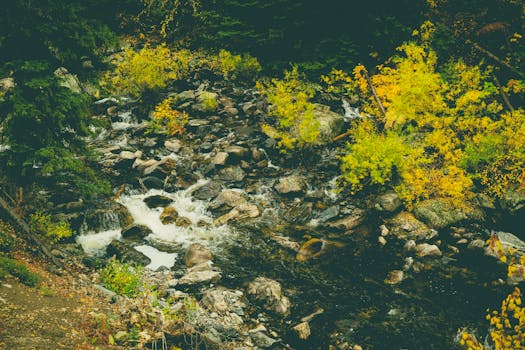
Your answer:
(257, 67), (320, 150)
(213, 49), (262, 81)
(99, 259), (143, 297)
(0, 229), (15, 253)
(30, 212), (73, 241)
(0, 256), (41, 287)
(109, 45), (192, 98)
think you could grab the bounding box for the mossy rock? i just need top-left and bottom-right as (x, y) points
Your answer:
(413, 199), (484, 229)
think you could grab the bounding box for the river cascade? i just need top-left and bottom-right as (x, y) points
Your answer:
(66, 77), (525, 350)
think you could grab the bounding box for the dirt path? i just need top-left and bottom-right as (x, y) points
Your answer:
(0, 253), (118, 350)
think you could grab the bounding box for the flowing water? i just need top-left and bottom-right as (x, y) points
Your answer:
(76, 108), (510, 349)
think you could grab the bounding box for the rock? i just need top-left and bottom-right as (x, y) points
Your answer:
(211, 190), (247, 211)
(164, 139), (182, 153)
(317, 206), (340, 222)
(293, 322), (311, 340)
(121, 224), (152, 241)
(384, 270), (404, 285)
(486, 232), (525, 258)
(200, 142), (213, 152)
(388, 212), (434, 241)
(296, 238), (326, 262)
(144, 195), (173, 208)
(160, 207), (179, 224)
(378, 236), (387, 245)
(415, 243), (442, 258)
(193, 91), (219, 113)
(269, 235), (300, 251)
(404, 240), (416, 252)
(175, 216), (192, 227)
(185, 243), (213, 267)
(242, 101), (257, 114)
(247, 277), (291, 316)
(177, 270), (221, 286)
(193, 181), (222, 200)
(375, 192), (402, 212)
(413, 199), (484, 229)
(213, 152), (229, 166)
(187, 119), (210, 127)
(250, 332), (278, 348)
(224, 106), (239, 117)
(177, 90), (195, 102)
(217, 166), (246, 182)
(312, 104), (345, 143)
(500, 187), (525, 215)
(327, 208), (365, 231)
(467, 239), (485, 251)
(215, 203), (261, 225)
(54, 67), (82, 93)
(119, 151), (136, 160)
(201, 288), (245, 315)
(142, 176), (164, 189)
(106, 240), (151, 266)
(274, 175), (305, 195)
(225, 145), (250, 160)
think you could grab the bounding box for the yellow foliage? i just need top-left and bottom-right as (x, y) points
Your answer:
(150, 96), (188, 136)
(109, 45), (192, 97)
(29, 212), (73, 241)
(321, 68), (356, 96)
(210, 49), (262, 81)
(257, 67), (320, 150)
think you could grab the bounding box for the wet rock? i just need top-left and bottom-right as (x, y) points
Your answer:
(247, 277), (291, 316)
(293, 321), (311, 340)
(160, 207), (179, 224)
(269, 234), (300, 252)
(274, 175), (305, 195)
(121, 224), (152, 241)
(467, 239), (485, 251)
(250, 331), (278, 348)
(213, 152), (229, 166)
(164, 139), (182, 153)
(327, 208), (365, 232)
(375, 192), (402, 212)
(215, 203), (261, 225)
(119, 150), (137, 160)
(175, 216), (192, 227)
(296, 238), (326, 262)
(200, 142), (214, 152)
(413, 199), (484, 229)
(415, 243), (442, 257)
(144, 195), (173, 208)
(185, 243), (213, 267)
(317, 206), (340, 222)
(142, 176), (164, 189)
(312, 104), (345, 143)
(106, 240), (151, 266)
(210, 190), (247, 212)
(54, 67), (82, 93)
(193, 181), (222, 200)
(217, 166), (246, 182)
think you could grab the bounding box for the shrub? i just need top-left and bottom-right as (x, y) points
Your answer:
(109, 45), (192, 97)
(212, 49), (262, 81)
(257, 67), (320, 150)
(150, 96), (188, 136)
(0, 226), (15, 253)
(99, 259), (143, 297)
(0, 256), (41, 286)
(29, 212), (73, 241)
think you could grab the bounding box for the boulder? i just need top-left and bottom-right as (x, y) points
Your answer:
(160, 207), (179, 224)
(106, 240), (151, 266)
(225, 145), (250, 160)
(217, 166), (246, 182)
(387, 212), (434, 241)
(175, 216), (192, 227)
(250, 332), (278, 348)
(215, 203), (261, 225)
(413, 199), (484, 229)
(200, 288), (245, 315)
(274, 175), (305, 195)
(193, 181), (222, 201)
(212, 152), (229, 166)
(144, 195), (173, 208)
(293, 322), (311, 340)
(384, 270), (404, 285)
(184, 243), (213, 267)
(177, 269), (221, 286)
(211, 190), (248, 211)
(247, 277), (291, 316)
(312, 104), (345, 143)
(193, 91), (219, 113)
(164, 139), (182, 153)
(121, 224), (152, 241)
(375, 192), (402, 212)
(296, 238), (325, 262)
(177, 90), (195, 102)
(54, 67), (82, 93)
(327, 208), (365, 231)
(415, 243), (442, 257)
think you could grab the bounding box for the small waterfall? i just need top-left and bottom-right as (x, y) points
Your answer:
(134, 245), (178, 270)
(342, 98), (362, 120)
(77, 229), (121, 256)
(78, 210), (121, 235)
(117, 180), (235, 250)
(112, 111), (139, 131)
